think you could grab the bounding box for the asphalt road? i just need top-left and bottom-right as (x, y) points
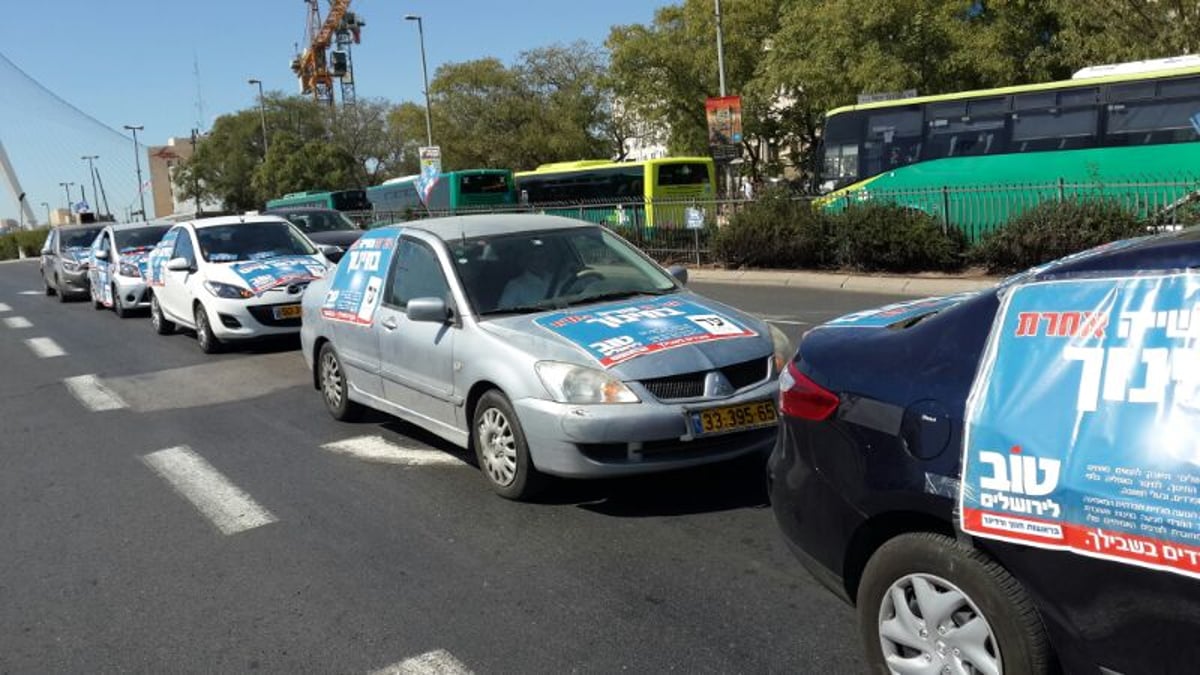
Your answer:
(0, 259), (914, 674)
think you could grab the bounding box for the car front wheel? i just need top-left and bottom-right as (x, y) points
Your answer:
(56, 276), (69, 303)
(857, 532), (1052, 675)
(112, 285), (129, 318)
(318, 342), (364, 421)
(150, 294), (174, 335)
(472, 390), (544, 501)
(194, 303), (222, 354)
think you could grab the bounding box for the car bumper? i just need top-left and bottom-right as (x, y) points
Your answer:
(58, 268), (90, 294)
(113, 277), (152, 309)
(201, 296), (304, 340)
(512, 380), (779, 478)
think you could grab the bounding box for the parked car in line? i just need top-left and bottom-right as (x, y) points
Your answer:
(87, 221), (172, 317)
(301, 214), (791, 500)
(263, 207), (364, 263)
(39, 224), (103, 301)
(769, 229), (1200, 674)
(146, 215), (329, 353)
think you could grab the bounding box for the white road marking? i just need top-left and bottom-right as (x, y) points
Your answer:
(322, 435), (467, 467)
(63, 374), (128, 411)
(3, 316), (32, 329)
(141, 446), (278, 535)
(25, 337), (66, 358)
(370, 650), (473, 675)
(18, 290), (41, 296)
(0, 302), (10, 312)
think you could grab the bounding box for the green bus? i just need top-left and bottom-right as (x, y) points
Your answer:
(265, 189), (371, 212)
(366, 169), (517, 216)
(818, 58), (1200, 240)
(515, 157), (716, 227)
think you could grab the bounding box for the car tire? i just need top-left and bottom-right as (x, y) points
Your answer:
(91, 287), (104, 310)
(857, 532), (1052, 675)
(112, 285), (129, 318)
(472, 390), (545, 501)
(44, 274), (56, 297)
(56, 276), (70, 303)
(318, 342), (364, 422)
(194, 303), (223, 354)
(150, 294), (174, 335)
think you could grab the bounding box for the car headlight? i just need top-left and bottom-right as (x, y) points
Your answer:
(534, 361), (640, 404)
(61, 260), (81, 272)
(203, 280), (254, 299)
(769, 323), (793, 374)
(118, 262), (141, 278)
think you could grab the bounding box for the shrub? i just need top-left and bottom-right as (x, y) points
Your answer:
(0, 228), (49, 261)
(829, 203), (965, 272)
(0, 233), (17, 261)
(712, 188), (832, 269)
(973, 200), (1147, 273)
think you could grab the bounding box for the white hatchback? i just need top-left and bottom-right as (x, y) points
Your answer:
(146, 215), (329, 353)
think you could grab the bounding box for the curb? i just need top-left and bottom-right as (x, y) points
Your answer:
(0, 257), (37, 265)
(688, 268), (999, 295)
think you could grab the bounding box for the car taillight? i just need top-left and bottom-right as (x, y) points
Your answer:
(779, 361), (839, 420)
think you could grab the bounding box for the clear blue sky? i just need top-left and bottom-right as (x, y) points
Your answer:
(0, 0), (662, 223)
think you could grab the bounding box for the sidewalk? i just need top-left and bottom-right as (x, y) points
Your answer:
(688, 267), (1001, 295)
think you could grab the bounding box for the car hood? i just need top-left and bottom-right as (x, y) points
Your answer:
(306, 230), (364, 248)
(115, 246), (157, 278)
(61, 246), (91, 264)
(205, 255), (328, 295)
(477, 292), (773, 380)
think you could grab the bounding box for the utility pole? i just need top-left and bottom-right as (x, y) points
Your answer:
(405, 15), (434, 147)
(95, 166), (111, 219)
(58, 182), (75, 211)
(714, 0), (733, 199)
(124, 125), (147, 220)
(17, 192), (24, 230)
(40, 202), (50, 226)
(190, 128), (202, 216)
(81, 155), (100, 214)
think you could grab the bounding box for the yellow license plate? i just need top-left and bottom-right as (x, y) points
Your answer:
(274, 305), (302, 319)
(690, 400), (778, 436)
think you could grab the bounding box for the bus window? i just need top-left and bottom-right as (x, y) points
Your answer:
(657, 163), (709, 186)
(1105, 97), (1200, 145)
(1158, 77), (1200, 99)
(1012, 108), (1098, 152)
(459, 173), (509, 194)
(925, 115), (1007, 159)
(822, 143), (860, 191)
(863, 108), (922, 177)
(1059, 87), (1099, 107)
(1015, 91), (1057, 110)
(1108, 81), (1157, 102)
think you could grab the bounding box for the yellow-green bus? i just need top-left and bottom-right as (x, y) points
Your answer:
(818, 57), (1200, 240)
(515, 157), (716, 228)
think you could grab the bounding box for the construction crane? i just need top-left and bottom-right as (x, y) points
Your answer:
(291, 0), (363, 106)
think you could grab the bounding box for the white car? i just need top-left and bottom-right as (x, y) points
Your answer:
(87, 221), (173, 317)
(146, 215), (329, 353)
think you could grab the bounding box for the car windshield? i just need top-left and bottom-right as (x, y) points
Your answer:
(451, 227), (678, 315)
(61, 228), (101, 248)
(114, 226), (171, 252)
(280, 211), (359, 233)
(196, 222), (317, 262)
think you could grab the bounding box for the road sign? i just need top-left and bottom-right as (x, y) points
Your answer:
(685, 207), (705, 230)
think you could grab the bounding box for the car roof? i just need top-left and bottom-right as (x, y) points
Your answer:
(106, 221), (173, 232)
(184, 215), (290, 230)
(398, 214), (593, 241)
(1034, 227), (1200, 280)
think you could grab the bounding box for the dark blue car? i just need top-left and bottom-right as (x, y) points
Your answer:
(770, 228), (1200, 674)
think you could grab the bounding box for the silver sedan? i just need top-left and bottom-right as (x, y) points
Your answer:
(300, 214), (790, 500)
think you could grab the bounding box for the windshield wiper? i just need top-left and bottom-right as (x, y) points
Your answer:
(479, 301), (562, 316)
(563, 288), (674, 307)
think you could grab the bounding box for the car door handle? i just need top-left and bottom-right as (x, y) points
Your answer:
(382, 317), (398, 331)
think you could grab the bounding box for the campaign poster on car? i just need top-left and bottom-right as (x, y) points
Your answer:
(319, 231), (397, 325)
(824, 292), (979, 328)
(145, 229), (179, 287)
(535, 296), (757, 367)
(961, 273), (1200, 579)
(227, 256), (327, 295)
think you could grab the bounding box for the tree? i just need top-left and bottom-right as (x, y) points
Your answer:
(174, 109), (263, 212)
(251, 131), (359, 200)
(1049, 0), (1200, 68)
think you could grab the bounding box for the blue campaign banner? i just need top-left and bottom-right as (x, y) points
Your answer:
(535, 296), (757, 367)
(228, 255), (327, 295)
(319, 230), (398, 325)
(961, 273), (1200, 579)
(145, 229), (179, 288)
(824, 292), (978, 328)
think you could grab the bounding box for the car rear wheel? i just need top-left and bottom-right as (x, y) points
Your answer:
(194, 303), (222, 354)
(472, 390), (544, 501)
(318, 343), (364, 421)
(150, 294), (174, 335)
(44, 273), (56, 296)
(857, 532), (1052, 675)
(112, 285), (129, 318)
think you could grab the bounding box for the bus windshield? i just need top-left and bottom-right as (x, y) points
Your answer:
(459, 173), (509, 194)
(657, 163), (710, 186)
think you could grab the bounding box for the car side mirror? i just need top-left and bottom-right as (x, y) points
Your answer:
(317, 244), (344, 263)
(94, 249), (110, 261)
(166, 257), (193, 272)
(667, 264), (688, 286)
(406, 297), (451, 323)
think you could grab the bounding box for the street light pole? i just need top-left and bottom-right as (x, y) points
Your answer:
(17, 192), (25, 230)
(714, 0), (727, 98)
(81, 155), (100, 215)
(405, 14), (434, 147)
(58, 182), (75, 211)
(40, 202), (50, 226)
(123, 125), (147, 220)
(247, 79), (269, 157)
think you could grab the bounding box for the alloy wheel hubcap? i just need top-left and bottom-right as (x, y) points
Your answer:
(878, 573), (1000, 675)
(322, 351), (343, 408)
(478, 408), (517, 487)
